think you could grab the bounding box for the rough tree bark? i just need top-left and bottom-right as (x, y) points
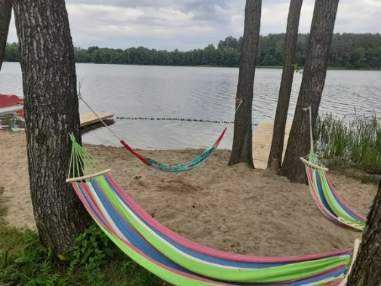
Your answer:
(280, 0), (339, 183)
(347, 183), (381, 286)
(267, 0), (303, 171)
(0, 0), (12, 70)
(13, 0), (89, 255)
(229, 0), (262, 167)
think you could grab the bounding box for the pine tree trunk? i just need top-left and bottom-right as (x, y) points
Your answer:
(13, 0), (89, 255)
(347, 183), (381, 286)
(268, 0), (303, 171)
(229, 0), (262, 167)
(280, 0), (339, 183)
(0, 0), (11, 70)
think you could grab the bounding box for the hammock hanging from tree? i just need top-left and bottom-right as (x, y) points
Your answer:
(120, 128), (227, 173)
(300, 107), (366, 231)
(301, 154), (366, 231)
(78, 94), (228, 173)
(67, 134), (358, 285)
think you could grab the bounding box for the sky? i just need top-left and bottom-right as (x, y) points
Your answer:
(7, 0), (381, 51)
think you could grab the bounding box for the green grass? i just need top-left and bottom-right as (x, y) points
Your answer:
(0, 195), (168, 286)
(314, 113), (381, 179)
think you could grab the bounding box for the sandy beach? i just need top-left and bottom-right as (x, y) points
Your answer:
(0, 130), (377, 257)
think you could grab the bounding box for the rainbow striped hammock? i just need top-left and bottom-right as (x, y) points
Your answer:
(67, 135), (358, 286)
(119, 128), (227, 173)
(300, 154), (366, 231)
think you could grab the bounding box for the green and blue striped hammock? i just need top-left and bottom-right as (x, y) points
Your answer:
(119, 128), (227, 173)
(301, 154), (366, 231)
(78, 94), (227, 173)
(67, 135), (358, 285)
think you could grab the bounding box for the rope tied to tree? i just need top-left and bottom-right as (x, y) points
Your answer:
(303, 106), (315, 156)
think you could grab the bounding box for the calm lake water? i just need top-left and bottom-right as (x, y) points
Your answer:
(1, 62), (380, 149)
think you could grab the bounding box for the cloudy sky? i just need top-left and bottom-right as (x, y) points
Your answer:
(8, 0), (381, 50)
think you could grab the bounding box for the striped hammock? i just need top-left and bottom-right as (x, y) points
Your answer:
(120, 128), (227, 173)
(78, 92), (227, 173)
(301, 155), (366, 231)
(67, 136), (356, 285)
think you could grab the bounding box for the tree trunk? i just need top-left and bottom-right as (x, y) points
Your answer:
(0, 0), (12, 70)
(229, 0), (262, 167)
(347, 183), (381, 286)
(13, 0), (89, 255)
(280, 0), (339, 183)
(267, 0), (303, 171)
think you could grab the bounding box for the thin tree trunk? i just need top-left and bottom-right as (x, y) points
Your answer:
(280, 0), (339, 183)
(13, 0), (89, 255)
(0, 0), (12, 70)
(268, 0), (303, 171)
(347, 183), (381, 286)
(229, 0), (262, 167)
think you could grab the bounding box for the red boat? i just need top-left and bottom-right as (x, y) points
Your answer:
(0, 94), (23, 107)
(0, 94), (24, 117)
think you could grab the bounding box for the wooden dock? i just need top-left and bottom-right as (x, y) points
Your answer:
(253, 120), (292, 169)
(80, 112), (114, 128)
(1, 111), (113, 131)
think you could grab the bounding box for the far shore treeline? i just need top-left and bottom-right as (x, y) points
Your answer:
(4, 33), (381, 69)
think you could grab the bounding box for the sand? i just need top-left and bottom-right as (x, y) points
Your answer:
(253, 120), (292, 169)
(0, 131), (377, 257)
(0, 131), (32, 228)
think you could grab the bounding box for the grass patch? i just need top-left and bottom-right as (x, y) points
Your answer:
(315, 113), (381, 181)
(0, 191), (168, 286)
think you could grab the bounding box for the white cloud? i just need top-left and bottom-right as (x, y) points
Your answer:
(67, 3), (215, 47)
(7, 13), (17, 43)
(6, 0), (381, 50)
(335, 0), (381, 33)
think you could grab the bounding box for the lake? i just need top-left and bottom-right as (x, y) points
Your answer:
(1, 62), (380, 149)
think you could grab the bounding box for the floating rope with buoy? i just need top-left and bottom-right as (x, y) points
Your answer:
(116, 116), (234, 124)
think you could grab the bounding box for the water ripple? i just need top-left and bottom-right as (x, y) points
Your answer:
(1, 63), (380, 149)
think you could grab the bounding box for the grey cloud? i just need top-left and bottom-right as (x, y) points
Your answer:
(8, 0), (381, 50)
(181, 0), (229, 23)
(67, 0), (232, 25)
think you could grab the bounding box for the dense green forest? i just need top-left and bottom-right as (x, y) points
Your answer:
(4, 33), (381, 69)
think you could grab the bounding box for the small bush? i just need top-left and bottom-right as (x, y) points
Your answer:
(315, 114), (381, 175)
(0, 224), (167, 286)
(0, 231), (62, 286)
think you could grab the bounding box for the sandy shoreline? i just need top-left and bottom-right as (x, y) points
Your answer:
(0, 131), (377, 256)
